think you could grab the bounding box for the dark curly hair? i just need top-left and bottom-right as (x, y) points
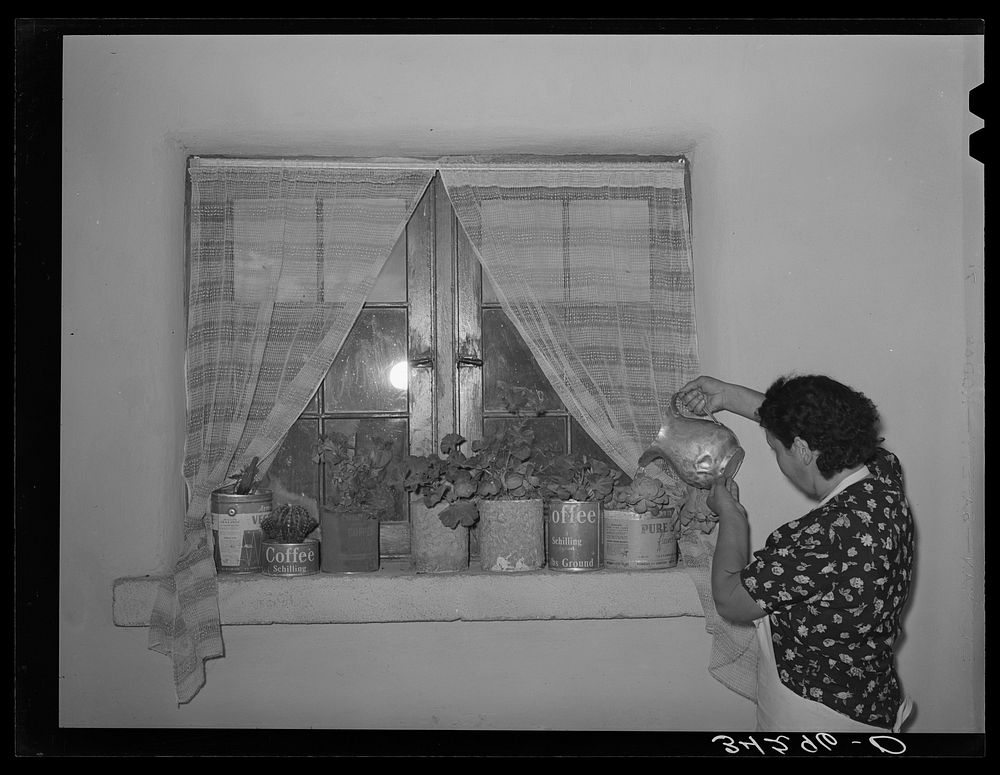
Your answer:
(757, 375), (883, 477)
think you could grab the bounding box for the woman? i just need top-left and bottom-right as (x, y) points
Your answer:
(678, 374), (914, 733)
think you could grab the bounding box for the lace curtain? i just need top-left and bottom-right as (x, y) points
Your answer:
(440, 163), (757, 701)
(441, 164), (695, 480)
(148, 164), (434, 703)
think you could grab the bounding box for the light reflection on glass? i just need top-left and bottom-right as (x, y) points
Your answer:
(389, 360), (408, 391)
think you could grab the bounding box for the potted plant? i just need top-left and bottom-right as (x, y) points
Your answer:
(542, 453), (621, 572)
(602, 472), (684, 570)
(210, 456), (272, 574)
(465, 422), (551, 572)
(676, 483), (721, 535)
(260, 502), (320, 576)
(313, 431), (398, 573)
(400, 433), (479, 573)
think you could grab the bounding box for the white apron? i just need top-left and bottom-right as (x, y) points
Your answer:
(755, 615), (913, 733)
(754, 465), (913, 733)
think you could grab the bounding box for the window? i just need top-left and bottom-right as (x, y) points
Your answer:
(189, 160), (690, 560)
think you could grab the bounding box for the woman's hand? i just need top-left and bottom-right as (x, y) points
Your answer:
(677, 376), (730, 416)
(677, 376), (766, 422)
(707, 476), (747, 521)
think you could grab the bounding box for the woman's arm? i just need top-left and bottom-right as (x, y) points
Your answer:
(677, 376), (765, 422)
(708, 477), (766, 623)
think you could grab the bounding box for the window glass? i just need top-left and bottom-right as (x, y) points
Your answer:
(323, 309), (408, 413)
(269, 417), (322, 502)
(483, 416), (567, 456)
(482, 308), (561, 414)
(319, 197), (409, 297)
(482, 265), (499, 304)
(362, 224), (407, 304)
(569, 417), (631, 484)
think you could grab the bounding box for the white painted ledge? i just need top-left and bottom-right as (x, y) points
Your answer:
(113, 560), (705, 627)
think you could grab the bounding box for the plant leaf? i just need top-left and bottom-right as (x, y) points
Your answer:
(439, 501), (478, 529)
(440, 433), (467, 456)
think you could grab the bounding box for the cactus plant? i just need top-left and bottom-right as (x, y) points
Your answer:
(262, 503), (319, 543)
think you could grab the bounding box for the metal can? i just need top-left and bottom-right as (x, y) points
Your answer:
(320, 506), (380, 573)
(210, 489), (272, 574)
(546, 500), (603, 571)
(603, 510), (679, 570)
(263, 539), (320, 577)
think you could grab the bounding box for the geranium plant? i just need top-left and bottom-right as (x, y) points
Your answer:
(542, 451), (622, 503)
(312, 431), (399, 516)
(401, 423), (555, 530)
(676, 485), (721, 534)
(466, 422), (552, 502)
(605, 472), (682, 524)
(400, 433), (481, 529)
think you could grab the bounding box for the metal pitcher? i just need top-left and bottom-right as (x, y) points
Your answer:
(637, 393), (745, 489)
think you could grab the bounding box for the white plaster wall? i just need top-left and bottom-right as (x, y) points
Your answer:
(60, 34), (984, 732)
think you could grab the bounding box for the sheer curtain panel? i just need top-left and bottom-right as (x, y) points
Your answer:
(148, 163), (434, 703)
(440, 163), (697, 479)
(440, 161), (757, 701)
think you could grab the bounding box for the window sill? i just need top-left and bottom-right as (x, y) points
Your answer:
(112, 560), (704, 626)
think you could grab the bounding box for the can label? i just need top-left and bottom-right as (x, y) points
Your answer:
(263, 540), (320, 576)
(211, 492), (271, 573)
(604, 510), (678, 570)
(547, 500), (603, 571)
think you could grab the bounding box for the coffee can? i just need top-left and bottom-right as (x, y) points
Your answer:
(263, 539), (320, 577)
(210, 489), (272, 574)
(546, 499), (603, 571)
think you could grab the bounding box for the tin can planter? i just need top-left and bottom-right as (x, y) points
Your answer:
(320, 506), (380, 573)
(603, 510), (678, 570)
(478, 499), (545, 572)
(210, 488), (272, 574)
(410, 500), (469, 573)
(546, 499), (603, 572)
(263, 539), (321, 576)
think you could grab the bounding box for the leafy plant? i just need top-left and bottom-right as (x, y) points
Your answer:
(226, 456), (261, 494)
(466, 422), (553, 502)
(542, 452), (622, 503)
(400, 433), (482, 529)
(677, 485), (721, 534)
(604, 473), (682, 521)
(400, 423), (555, 530)
(312, 431), (399, 516)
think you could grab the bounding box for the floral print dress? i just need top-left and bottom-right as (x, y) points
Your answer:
(740, 447), (914, 728)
